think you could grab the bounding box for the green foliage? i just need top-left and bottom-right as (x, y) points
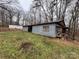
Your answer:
(0, 31), (79, 59)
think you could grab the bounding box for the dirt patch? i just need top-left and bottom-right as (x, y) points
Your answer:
(19, 42), (33, 53)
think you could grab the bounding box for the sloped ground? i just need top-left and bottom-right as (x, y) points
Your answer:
(0, 31), (79, 59)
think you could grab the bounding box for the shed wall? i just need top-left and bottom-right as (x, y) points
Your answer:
(32, 24), (56, 37)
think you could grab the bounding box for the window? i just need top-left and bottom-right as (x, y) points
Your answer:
(43, 25), (49, 32)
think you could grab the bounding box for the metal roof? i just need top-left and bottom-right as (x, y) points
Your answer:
(23, 20), (66, 28)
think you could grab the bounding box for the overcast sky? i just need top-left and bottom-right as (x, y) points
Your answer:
(19, 0), (33, 11)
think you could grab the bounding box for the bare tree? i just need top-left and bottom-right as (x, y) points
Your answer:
(69, 0), (79, 40)
(0, 0), (24, 26)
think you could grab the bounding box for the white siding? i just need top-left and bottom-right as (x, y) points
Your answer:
(32, 24), (56, 37)
(9, 25), (23, 30)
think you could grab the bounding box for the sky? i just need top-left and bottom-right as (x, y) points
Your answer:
(18, 0), (33, 11)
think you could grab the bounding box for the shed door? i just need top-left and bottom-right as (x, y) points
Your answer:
(28, 26), (32, 32)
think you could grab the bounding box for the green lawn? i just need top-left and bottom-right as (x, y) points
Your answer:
(0, 31), (79, 59)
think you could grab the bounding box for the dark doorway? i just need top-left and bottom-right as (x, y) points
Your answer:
(28, 26), (32, 32)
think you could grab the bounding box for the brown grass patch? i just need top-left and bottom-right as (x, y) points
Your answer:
(19, 42), (33, 53)
(46, 38), (79, 48)
(0, 27), (21, 32)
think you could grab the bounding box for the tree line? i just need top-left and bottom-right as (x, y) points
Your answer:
(0, 0), (25, 26)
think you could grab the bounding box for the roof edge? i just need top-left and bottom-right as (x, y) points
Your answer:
(23, 21), (61, 27)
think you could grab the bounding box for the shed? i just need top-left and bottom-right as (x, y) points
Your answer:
(23, 20), (66, 37)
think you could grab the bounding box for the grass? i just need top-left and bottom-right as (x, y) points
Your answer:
(0, 31), (79, 59)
